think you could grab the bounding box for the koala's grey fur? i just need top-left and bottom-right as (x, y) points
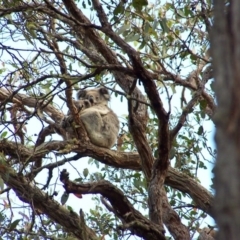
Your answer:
(62, 87), (119, 148)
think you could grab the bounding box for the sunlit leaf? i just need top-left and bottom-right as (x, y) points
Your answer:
(9, 219), (21, 231)
(132, 0), (148, 11)
(83, 168), (89, 178)
(113, 3), (124, 15)
(125, 33), (140, 42)
(0, 131), (7, 139)
(159, 18), (169, 33)
(61, 192), (69, 205)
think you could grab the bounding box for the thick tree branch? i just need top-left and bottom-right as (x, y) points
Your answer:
(0, 167), (97, 240)
(60, 169), (165, 240)
(40, 24), (87, 141)
(128, 97), (153, 181)
(0, 140), (213, 218)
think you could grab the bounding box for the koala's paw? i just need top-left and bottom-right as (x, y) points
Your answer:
(61, 115), (73, 128)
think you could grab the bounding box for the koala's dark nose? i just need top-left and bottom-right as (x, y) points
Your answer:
(89, 96), (94, 102)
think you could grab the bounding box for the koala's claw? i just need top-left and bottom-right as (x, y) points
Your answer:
(61, 116), (73, 128)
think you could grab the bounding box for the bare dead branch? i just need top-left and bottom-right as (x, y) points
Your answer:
(0, 88), (64, 124)
(162, 66), (216, 117)
(170, 88), (204, 142)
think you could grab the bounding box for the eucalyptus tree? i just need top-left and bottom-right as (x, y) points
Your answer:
(0, 1), (219, 239)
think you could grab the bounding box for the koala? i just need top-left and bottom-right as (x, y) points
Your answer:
(62, 87), (119, 148)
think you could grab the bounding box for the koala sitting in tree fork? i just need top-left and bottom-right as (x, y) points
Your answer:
(61, 87), (119, 148)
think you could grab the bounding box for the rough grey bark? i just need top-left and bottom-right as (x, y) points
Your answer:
(211, 1), (240, 239)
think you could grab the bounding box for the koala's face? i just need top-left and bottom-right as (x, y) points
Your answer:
(77, 87), (110, 105)
(74, 99), (93, 110)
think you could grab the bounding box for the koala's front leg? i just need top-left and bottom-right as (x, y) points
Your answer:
(61, 115), (74, 129)
(80, 110), (106, 146)
(62, 99), (92, 128)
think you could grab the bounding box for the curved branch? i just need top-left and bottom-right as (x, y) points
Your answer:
(60, 169), (165, 240)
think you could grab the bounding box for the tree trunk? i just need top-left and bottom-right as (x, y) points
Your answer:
(211, 1), (240, 239)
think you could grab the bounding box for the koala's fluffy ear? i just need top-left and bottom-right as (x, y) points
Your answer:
(99, 87), (110, 100)
(77, 89), (87, 100)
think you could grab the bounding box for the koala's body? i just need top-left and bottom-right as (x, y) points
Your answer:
(62, 87), (119, 148)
